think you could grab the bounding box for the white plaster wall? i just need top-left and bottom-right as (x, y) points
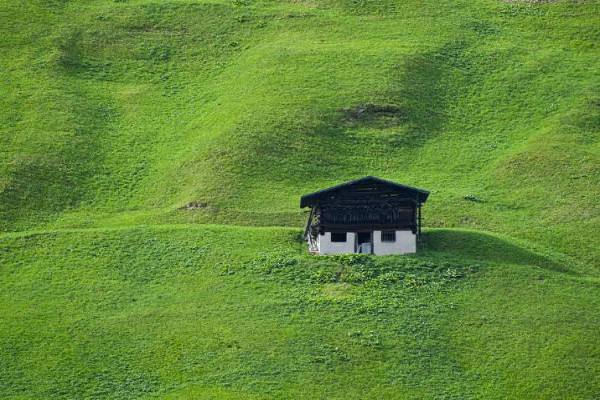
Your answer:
(318, 232), (356, 255)
(373, 230), (416, 255)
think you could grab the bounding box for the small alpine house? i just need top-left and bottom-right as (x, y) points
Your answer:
(301, 176), (429, 255)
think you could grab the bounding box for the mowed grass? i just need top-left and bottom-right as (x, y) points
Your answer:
(1, 226), (599, 399)
(1, 0), (600, 398)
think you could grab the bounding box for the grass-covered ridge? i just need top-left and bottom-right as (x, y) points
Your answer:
(1, 226), (599, 399)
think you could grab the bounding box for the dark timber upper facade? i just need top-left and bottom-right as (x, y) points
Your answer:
(300, 176), (429, 255)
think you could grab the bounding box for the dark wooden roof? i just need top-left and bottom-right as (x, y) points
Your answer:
(300, 176), (429, 208)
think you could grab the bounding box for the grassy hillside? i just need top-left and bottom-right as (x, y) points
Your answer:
(1, 0), (599, 398)
(1, 0), (598, 264)
(1, 226), (599, 399)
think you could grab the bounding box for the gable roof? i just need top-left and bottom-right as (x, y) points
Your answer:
(300, 176), (429, 208)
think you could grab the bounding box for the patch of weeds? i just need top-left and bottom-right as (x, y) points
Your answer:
(342, 103), (406, 127)
(465, 21), (500, 36)
(311, 269), (338, 283)
(110, 239), (210, 283)
(373, 271), (403, 285)
(340, 270), (369, 284)
(245, 254), (301, 275)
(236, 14), (251, 23)
(464, 194), (484, 203)
(138, 44), (172, 63)
(320, 283), (354, 301)
(55, 30), (85, 71)
(291, 231), (305, 244)
(41, 366), (163, 399)
(310, 344), (350, 366)
(332, 253), (373, 266)
(179, 201), (208, 210)
(330, 254), (477, 288)
(348, 330), (382, 348)
(443, 268), (463, 280)
(218, 263), (237, 276)
(499, 3), (549, 17)
(402, 273), (429, 288)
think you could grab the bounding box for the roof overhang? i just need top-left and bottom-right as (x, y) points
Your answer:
(300, 176), (429, 208)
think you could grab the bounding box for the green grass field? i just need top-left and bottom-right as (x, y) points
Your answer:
(1, 0), (599, 398)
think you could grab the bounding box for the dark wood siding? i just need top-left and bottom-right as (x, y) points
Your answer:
(302, 177), (427, 239)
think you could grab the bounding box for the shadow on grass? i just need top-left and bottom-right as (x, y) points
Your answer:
(421, 229), (569, 273)
(193, 40), (474, 203)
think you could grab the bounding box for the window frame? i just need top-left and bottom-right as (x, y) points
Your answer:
(330, 232), (347, 243)
(381, 230), (396, 242)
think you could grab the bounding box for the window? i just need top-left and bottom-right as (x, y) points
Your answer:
(331, 232), (347, 242)
(381, 231), (396, 242)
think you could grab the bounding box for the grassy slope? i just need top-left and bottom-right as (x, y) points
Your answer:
(1, 0), (598, 264)
(1, 226), (599, 399)
(1, 0), (599, 398)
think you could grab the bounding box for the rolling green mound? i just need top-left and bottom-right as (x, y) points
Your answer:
(1, 0), (599, 398)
